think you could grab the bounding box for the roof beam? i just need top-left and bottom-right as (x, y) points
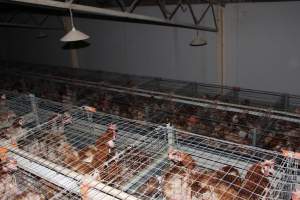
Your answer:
(5, 0), (217, 31)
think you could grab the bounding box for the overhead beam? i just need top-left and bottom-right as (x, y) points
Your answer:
(5, 0), (217, 32)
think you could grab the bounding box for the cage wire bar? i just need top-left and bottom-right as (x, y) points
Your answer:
(2, 106), (297, 200)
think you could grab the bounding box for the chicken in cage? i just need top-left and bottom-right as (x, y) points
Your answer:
(1, 71), (300, 153)
(0, 93), (27, 141)
(15, 108), (164, 192)
(0, 150), (80, 200)
(0, 94), (17, 128)
(7, 106), (298, 200)
(128, 126), (298, 200)
(2, 63), (300, 109)
(0, 91), (72, 143)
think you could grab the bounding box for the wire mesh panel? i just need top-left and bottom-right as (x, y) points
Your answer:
(138, 79), (189, 94)
(1, 64), (300, 154)
(11, 108), (166, 199)
(224, 89), (283, 110)
(0, 154), (80, 200)
(7, 107), (297, 200)
(96, 72), (152, 88)
(289, 95), (300, 114)
(128, 129), (296, 200)
(175, 83), (223, 100)
(0, 91), (74, 144)
(272, 154), (299, 200)
(4, 60), (300, 114)
(147, 100), (300, 153)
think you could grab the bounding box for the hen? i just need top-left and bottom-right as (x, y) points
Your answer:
(137, 176), (160, 198)
(48, 112), (72, 133)
(98, 160), (123, 185)
(239, 159), (275, 199)
(162, 148), (196, 200)
(95, 124), (117, 150)
(0, 157), (19, 199)
(0, 111), (16, 129)
(15, 191), (45, 200)
(0, 94), (16, 129)
(191, 160), (274, 200)
(191, 165), (242, 200)
(66, 124), (117, 175)
(0, 118), (25, 139)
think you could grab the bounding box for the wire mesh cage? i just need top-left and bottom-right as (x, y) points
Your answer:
(3, 61), (300, 114)
(138, 79), (189, 94)
(1, 73), (299, 153)
(0, 152), (80, 200)
(1, 63), (300, 153)
(289, 95), (300, 114)
(6, 107), (298, 200)
(223, 89), (284, 110)
(128, 128), (297, 200)
(0, 90), (73, 143)
(9, 108), (163, 199)
(175, 83), (223, 100)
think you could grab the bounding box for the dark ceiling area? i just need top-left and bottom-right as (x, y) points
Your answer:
(2, 0), (300, 8)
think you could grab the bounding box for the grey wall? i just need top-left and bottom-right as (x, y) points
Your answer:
(5, 4), (219, 84)
(224, 2), (300, 94)
(77, 5), (218, 83)
(3, 2), (300, 94)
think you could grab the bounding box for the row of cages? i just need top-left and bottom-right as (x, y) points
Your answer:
(0, 67), (300, 153)
(1, 60), (300, 113)
(0, 91), (299, 200)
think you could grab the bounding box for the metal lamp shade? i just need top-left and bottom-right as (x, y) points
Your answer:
(60, 27), (90, 42)
(190, 33), (207, 46)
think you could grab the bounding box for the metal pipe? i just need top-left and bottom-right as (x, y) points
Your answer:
(6, 0), (217, 31)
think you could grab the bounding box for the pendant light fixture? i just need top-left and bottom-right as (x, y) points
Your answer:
(60, 1), (89, 42)
(190, 31), (207, 46)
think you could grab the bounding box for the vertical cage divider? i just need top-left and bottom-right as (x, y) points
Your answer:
(167, 123), (175, 147)
(251, 128), (257, 147)
(29, 93), (40, 126)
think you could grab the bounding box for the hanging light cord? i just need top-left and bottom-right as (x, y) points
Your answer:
(69, 8), (75, 28)
(68, 0), (75, 28)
